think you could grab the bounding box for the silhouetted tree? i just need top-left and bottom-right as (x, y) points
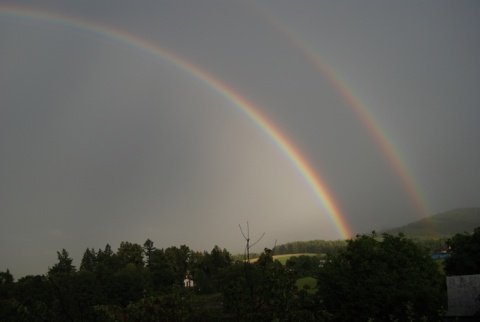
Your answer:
(316, 233), (446, 321)
(48, 249), (75, 275)
(286, 255), (321, 277)
(445, 227), (480, 275)
(80, 247), (97, 271)
(117, 242), (144, 268)
(143, 238), (155, 267)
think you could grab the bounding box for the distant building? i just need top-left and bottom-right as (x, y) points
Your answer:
(445, 274), (480, 321)
(184, 276), (194, 288)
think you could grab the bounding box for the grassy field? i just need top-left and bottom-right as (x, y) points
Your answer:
(296, 277), (317, 294)
(248, 253), (319, 264)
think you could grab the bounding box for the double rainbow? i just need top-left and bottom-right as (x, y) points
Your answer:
(250, 3), (431, 220)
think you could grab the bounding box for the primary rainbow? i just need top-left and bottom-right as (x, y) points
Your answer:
(252, 4), (431, 219)
(0, 6), (353, 239)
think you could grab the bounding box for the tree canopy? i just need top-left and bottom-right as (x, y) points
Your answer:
(2, 231), (467, 321)
(444, 227), (480, 276)
(316, 233), (446, 321)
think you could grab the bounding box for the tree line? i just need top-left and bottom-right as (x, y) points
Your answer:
(272, 239), (347, 256)
(270, 236), (453, 258)
(1, 228), (479, 321)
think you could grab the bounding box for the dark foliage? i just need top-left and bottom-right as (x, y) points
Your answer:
(444, 227), (480, 276)
(316, 233), (447, 321)
(273, 239), (347, 256)
(3, 229), (472, 321)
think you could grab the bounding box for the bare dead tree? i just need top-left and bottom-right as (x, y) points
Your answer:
(239, 222), (265, 262)
(238, 222), (267, 319)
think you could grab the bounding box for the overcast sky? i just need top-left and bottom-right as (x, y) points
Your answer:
(1, 1), (479, 278)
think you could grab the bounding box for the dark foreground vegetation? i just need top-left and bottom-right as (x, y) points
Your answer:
(1, 228), (479, 321)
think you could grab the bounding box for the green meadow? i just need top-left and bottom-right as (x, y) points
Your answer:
(248, 253), (319, 264)
(296, 277), (317, 294)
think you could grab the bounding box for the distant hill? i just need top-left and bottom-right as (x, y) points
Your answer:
(259, 208), (480, 258)
(382, 207), (480, 238)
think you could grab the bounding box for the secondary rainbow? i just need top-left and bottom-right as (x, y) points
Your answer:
(0, 6), (353, 239)
(251, 4), (431, 219)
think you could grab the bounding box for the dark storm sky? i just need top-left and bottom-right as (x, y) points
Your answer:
(1, 1), (479, 278)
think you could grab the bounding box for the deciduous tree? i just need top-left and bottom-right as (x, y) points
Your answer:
(445, 227), (480, 275)
(316, 233), (446, 321)
(117, 242), (144, 268)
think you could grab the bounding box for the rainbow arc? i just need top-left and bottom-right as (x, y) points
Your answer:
(0, 6), (353, 239)
(249, 4), (431, 220)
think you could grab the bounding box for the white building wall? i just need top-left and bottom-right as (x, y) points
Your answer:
(446, 274), (480, 317)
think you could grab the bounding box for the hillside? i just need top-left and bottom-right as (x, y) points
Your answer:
(263, 208), (480, 257)
(382, 207), (480, 238)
